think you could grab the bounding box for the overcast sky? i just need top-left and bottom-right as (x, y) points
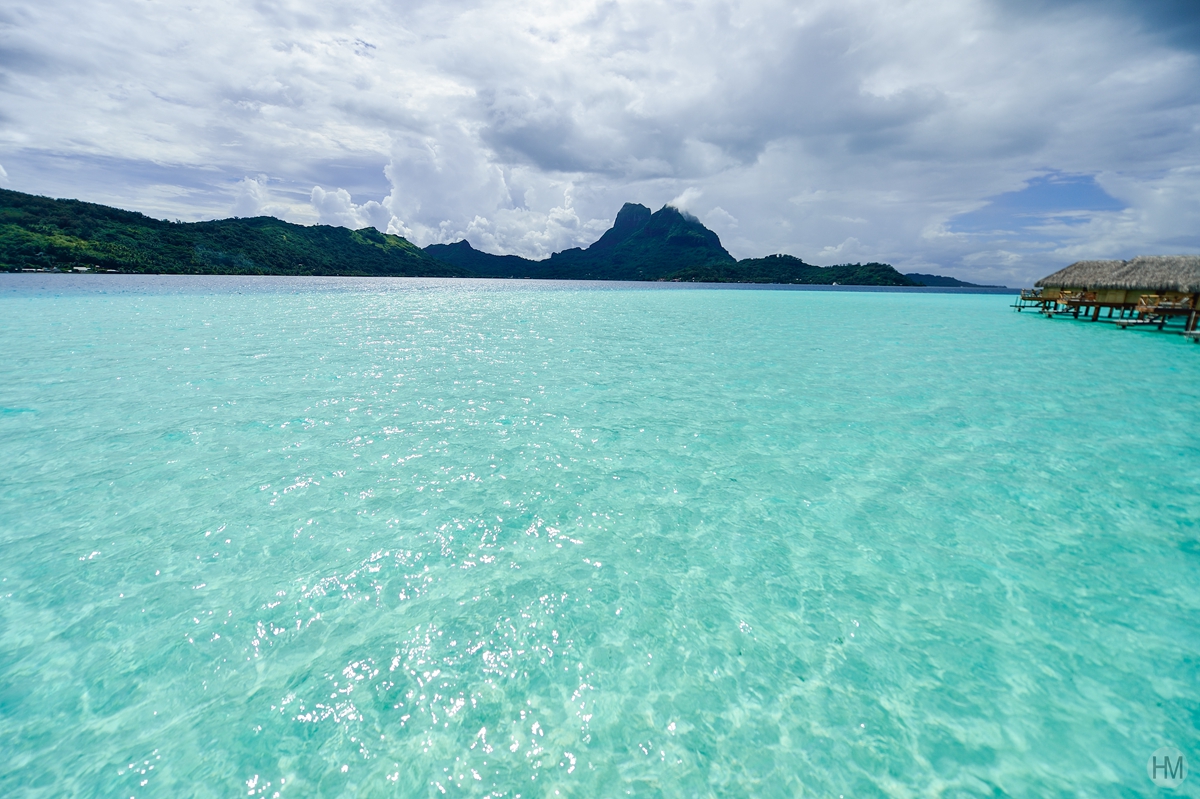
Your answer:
(2, 0), (1199, 283)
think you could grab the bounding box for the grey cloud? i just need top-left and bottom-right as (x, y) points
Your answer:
(1, 0), (1198, 283)
(479, 91), (601, 173)
(998, 0), (1200, 51)
(0, 44), (53, 77)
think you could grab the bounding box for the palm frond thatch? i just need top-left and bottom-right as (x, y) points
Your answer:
(1035, 255), (1200, 292)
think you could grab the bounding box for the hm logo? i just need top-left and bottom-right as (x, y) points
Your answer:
(1147, 747), (1188, 788)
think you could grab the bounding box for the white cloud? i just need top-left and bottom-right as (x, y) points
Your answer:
(233, 175), (314, 223)
(233, 176), (271, 218)
(669, 187), (703, 211)
(818, 237), (870, 263)
(963, 250), (1023, 267)
(1, 0), (1199, 281)
(705, 206), (738, 229)
(310, 185), (391, 230)
(387, 177), (609, 259)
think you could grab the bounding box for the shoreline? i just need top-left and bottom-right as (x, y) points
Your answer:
(0, 272), (1019, 295)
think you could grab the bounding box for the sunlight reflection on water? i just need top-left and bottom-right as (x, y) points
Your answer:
(0, 276), (1197, 797)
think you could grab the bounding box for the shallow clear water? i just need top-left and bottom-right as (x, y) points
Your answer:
(1, 275), (1197, 797)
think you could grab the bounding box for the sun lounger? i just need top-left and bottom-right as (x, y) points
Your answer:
(1115, 318), (1157, 329)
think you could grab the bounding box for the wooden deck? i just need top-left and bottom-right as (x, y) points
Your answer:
(1016, 289), (1200, 337)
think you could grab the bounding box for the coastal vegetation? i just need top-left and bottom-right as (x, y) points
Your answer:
(904, 272), (1000, 288)
(664, 255), (918, 285)
(3, 189), (932, 286)
(0, 189), (463, 277)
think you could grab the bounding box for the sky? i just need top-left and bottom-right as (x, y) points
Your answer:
(2, 0), (1199, 284)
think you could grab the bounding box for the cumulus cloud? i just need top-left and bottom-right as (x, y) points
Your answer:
(310, 186), (391, 230)
(705, 206), (738, 230)
(819, 237), (870, 263)
(1, 0), (1199, 281)
(233, 175), (313, 223)
(233, 176), (271, 218)
(669, 187), (703, 212)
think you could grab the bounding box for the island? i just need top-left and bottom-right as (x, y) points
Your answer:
(1, 188), (980, 286)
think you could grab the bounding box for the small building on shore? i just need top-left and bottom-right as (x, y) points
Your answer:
(1024, 255), (1200, 331)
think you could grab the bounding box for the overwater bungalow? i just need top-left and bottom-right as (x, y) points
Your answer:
(1015, 255), (1200, 334)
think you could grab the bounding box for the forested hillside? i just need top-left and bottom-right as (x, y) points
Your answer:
(0, 189), (464, 276)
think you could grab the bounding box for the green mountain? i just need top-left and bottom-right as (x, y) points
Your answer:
(546, 203), (735, 280)
(1, 188), (917, 286)
(425, 204), (916, 286)
(426, 203), (737, 280)
(669, 255), (917, 285)
(0, 188), (466, 276)
(423, 239), (539, 277)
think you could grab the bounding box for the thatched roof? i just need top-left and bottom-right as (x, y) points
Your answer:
(1035, 255), (1200, 292)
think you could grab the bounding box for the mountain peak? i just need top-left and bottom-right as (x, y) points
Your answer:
(420, 199), (912, 286)
(660, 204), (699, 223)
(588, 203), (652, 251)
(616, 202), (652, 224)
(636, 204), (731, 258)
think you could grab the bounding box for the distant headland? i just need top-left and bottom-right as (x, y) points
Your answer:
(0, 189), (996, 287)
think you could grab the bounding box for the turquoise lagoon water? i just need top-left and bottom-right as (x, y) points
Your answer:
(1, 275), (1197, 798)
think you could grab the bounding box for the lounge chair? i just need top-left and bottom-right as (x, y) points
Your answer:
(1115, 317), (1157, 329)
